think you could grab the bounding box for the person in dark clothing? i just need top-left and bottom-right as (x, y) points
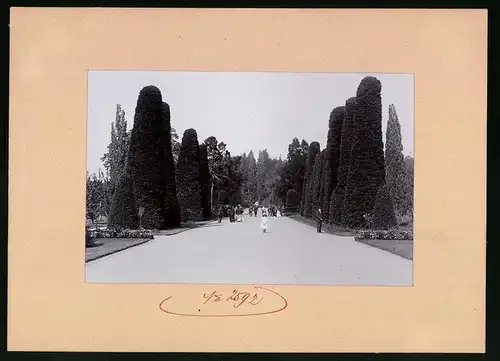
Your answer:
(229, 206), (235, 222)
(316, 208), (323, 233)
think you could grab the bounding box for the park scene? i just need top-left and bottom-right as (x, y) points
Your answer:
(85, 71), (414, 286)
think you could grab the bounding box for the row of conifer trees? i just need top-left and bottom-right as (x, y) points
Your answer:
(107, 86), (212, 230)
(104, 76), (412, 231)
(297, 76), (413, 230)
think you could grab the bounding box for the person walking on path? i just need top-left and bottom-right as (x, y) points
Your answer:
(316, 208), (323, 233)
(260, 209), (269, 233)
(236, 205), (243, 222)
(218, 206), (223, 223)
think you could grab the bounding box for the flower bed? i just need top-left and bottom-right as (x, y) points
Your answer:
(356, 229), (413, 241)
(86, 227), (155, 240)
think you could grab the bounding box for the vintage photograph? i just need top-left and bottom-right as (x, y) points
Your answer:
(85, 71), (414, 286)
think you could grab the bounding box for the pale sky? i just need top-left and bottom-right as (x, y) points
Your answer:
(87, 71), (414, 174)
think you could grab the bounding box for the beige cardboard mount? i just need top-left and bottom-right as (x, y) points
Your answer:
(9, 8), (487, 352)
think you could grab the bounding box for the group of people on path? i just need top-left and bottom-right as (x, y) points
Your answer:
(215, 203), (286, 233)
(215, 203), (323, 234)
(217, 204), (244, 223)
(248, 205), (283, 218)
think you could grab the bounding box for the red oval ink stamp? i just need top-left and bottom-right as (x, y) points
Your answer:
(159, 286), (288, 317)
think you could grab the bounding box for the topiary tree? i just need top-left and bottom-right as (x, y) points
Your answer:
(107, 171), (139, 230)
(300, 141), (321, 216)
(305, 151), (319, 217)
(199, 143), (212, 219)
(161, 102), (181, 228)
(306, 150), (326, 217)
(330, 97), (356, 225)
(286, 188), (299, 212)
(176, 128), (203, 221)
(372, 184), (397, 230)
(317, 149), (328, 213)
(127, 85), (167, 229)
(322, 106), (345, 221)
(343, 76), (385, 229)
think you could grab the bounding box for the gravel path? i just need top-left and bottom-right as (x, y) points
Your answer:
(86, 215), (413, 286)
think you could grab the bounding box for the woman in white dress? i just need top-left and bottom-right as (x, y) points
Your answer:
(276, 208), (282, 218)
(260, 210), (269, 233)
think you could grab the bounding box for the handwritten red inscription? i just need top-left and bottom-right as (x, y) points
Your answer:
(159, 286), (288, 317)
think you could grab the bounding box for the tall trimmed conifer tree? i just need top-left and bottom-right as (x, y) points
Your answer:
(343, 77), (385, 229)
(126, 85), (166, 229)
(176, 128), (203, 221)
